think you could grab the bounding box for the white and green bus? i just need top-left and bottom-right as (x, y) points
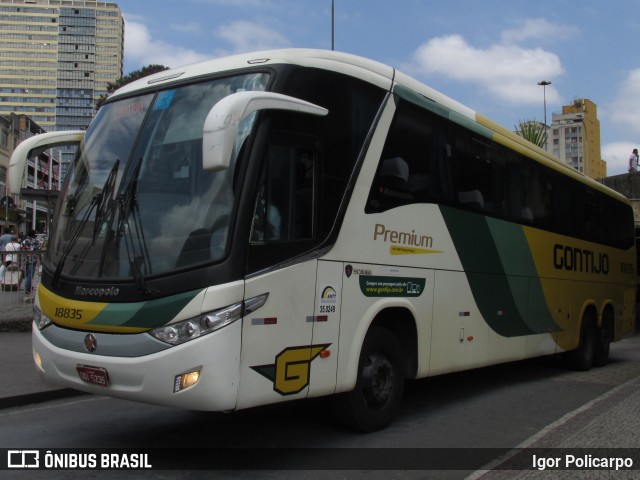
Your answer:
(10, 49), (636, 431)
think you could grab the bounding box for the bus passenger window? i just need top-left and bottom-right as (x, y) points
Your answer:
(365, 99), (452, 213)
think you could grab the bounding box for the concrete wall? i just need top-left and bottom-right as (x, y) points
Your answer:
(600, 173), (640, 226)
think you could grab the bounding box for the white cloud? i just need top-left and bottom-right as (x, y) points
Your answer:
(501, 18), (579, 45)
(412, 34), (563, 105)
(124, 20), (209, 70)
(602, 142), (637, 176)
(214, 20), (290, 54)
(170, 22), (202, 34)
(610, 68), (640, 135)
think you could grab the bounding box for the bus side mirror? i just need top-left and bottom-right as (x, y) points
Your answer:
(202, 91), (328, 172)
(8, 130), (85, 195)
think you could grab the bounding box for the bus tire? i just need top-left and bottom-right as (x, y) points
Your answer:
(593, 310), (613, 367)
(333, 327), (405, 432)
(565, 311), (596, 371)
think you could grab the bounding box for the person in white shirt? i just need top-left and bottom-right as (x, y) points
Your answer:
(629, 148), (639, 173)
(0, 235), (20, 284)
(0, 231), (13, 251)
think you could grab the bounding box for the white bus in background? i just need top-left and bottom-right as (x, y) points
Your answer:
(10, 49), (635, 431)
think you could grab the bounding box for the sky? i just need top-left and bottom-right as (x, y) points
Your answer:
(118, 0), (640, 176)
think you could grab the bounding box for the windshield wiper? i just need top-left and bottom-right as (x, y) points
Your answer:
(92, 159), (119, 242)
(115, 157), (156, 295)
(52, 160), (120, 288)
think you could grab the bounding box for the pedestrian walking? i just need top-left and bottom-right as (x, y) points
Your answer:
(21, 230), (39, 294)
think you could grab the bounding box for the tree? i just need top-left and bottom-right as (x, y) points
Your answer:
(515, 119), (548, 149)
(96, 64), (170, 109)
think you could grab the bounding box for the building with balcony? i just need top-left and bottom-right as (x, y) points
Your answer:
(0, 113), (13, 232)
(1, 113), (57, 234)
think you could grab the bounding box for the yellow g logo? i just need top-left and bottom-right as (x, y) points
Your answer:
(251, 344), (330, 395)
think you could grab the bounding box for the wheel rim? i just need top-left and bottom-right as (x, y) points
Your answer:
(361, 352), (395, 409)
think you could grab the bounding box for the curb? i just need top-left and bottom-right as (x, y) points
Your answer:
(0, 317), (32, 332)
(0, 388), (85, 410)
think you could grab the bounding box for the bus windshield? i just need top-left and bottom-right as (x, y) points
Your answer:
(49, 72), (269, 281)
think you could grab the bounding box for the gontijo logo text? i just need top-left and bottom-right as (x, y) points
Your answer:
(553, 243), (609, 275)
(373, 223), (442, 255)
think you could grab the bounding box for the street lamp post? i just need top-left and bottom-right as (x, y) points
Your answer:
(538, 80), (551, 150)
(331, 0), (335, 50)
(537, 80), (551, 127)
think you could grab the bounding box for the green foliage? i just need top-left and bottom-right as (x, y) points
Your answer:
(515, 119), (548, 149)
(96, 64), (170, 109)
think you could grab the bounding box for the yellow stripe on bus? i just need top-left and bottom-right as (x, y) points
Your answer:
(36, 285), (150, 332)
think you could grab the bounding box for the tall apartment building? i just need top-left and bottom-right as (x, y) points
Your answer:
(0, 0), (123, 131)
(550, 98), (607, 180)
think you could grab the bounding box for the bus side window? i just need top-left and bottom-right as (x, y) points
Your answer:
(250, 134), (319, 244)
(366, 99), (452, 213)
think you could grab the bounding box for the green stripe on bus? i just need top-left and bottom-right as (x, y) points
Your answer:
(87, 289), (204, 329)
(441, 206), (560, 337)
(487, 218), (562, 334)
(392, 84), (494, 140)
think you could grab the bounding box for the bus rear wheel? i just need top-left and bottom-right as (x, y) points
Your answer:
(333, 327), (405, 432)
(593, 310), (613, 367)
(565, 311), (596, 371)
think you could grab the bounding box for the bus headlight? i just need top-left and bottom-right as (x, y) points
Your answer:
(149, 293), (268, 346)
(33, 304), (52, 330)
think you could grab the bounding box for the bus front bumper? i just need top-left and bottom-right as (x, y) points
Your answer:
(31, 320), (241, 411)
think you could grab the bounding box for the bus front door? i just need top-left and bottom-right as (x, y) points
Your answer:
(237, 260), (318, 409)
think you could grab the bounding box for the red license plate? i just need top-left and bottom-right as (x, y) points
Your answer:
(76, 365), (110, 387)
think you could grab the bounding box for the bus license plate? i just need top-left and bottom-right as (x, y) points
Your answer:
(76, 365), (110, 387)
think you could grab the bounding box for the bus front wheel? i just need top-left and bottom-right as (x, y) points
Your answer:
(333, 327), (405, 432)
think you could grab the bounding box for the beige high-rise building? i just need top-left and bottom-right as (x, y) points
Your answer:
(0, 0), (123, 131)
(551, 98), (607, 179)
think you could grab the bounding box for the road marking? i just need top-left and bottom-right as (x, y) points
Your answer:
(0, 395), (108, 418)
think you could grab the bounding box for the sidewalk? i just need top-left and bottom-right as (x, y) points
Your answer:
(0, 257), (42, 332)
(0, 330), (82, 409)
(0, 298), (82, 408)
(0, 290), (34, 333)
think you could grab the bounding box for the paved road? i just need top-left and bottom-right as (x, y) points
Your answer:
(1, 330), (640, 478)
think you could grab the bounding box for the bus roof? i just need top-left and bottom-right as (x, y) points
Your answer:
(111, 49), (396, 98)
(110, 48), (628, 204)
